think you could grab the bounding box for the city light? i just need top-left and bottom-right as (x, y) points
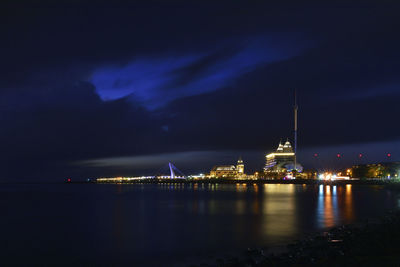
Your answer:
(318, 172), (350, 181)
(266, 152), (295, 158)
(285, 173), (294, 179)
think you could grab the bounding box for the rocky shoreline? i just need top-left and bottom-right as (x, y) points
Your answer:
(193, 211), (400, 267)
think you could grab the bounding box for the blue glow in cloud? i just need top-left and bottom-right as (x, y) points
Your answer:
(90, 54), (202, 102)
(91, 35), (308, 109)
(347, 83), (400, 99)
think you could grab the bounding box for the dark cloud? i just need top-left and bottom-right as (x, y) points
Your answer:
(167, 46), (243, 88)
(0, 81), (168, 179)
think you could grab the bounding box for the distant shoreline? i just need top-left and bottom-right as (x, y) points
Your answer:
(90, 178), (400, 187)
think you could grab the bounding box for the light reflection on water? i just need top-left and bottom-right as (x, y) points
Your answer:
(176, 182), (369, 241)
(1, 183), (399, 266)
(345, 184), (354, 221)
(262, 184), (297, 240)
(130, 183), (359, 232)
(114, 183), (364, 236)
(318, 185), (334, 228)
(316, 184), (354, 228)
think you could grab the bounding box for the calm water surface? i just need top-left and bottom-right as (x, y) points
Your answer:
(1, 183), (400, 266)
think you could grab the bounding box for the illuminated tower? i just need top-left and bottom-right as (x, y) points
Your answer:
(294, 89), (298, 174)
(237, 157), (244, 175)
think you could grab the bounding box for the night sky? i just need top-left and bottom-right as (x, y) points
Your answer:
(1, 1), (400, 180)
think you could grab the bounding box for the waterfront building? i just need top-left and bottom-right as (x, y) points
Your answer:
(210, 157), (245, 178)
(237, 157), (244, 175)
(210, 165), (237, 178)
(265, 140), (300, 174)
(351, 162), (400, 179)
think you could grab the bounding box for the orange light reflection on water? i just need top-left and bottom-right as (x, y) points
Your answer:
(323, 185), (335, 228)
(262, 184), (297, 239)
(317, 184), (353, 228)
(344, 184), (354, 221)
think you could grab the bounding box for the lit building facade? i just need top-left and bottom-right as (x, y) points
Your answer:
(351, 162), (400, 179)
(210, 165), (237, 178)
(210, 158), (245, 178)
(264, 140), (296, 173)
(237, 157), (244, 175)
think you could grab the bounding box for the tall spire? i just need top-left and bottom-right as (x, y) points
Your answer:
(277, 141), (284, 152)
(294, 89), (298, 175)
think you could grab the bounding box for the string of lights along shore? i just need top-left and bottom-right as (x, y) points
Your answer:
(94, 90), (398, 183)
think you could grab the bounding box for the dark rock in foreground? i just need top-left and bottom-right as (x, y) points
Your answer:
(196, 211), (400, 266)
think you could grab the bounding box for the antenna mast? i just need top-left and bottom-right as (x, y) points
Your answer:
(294, 89), (298, 176)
